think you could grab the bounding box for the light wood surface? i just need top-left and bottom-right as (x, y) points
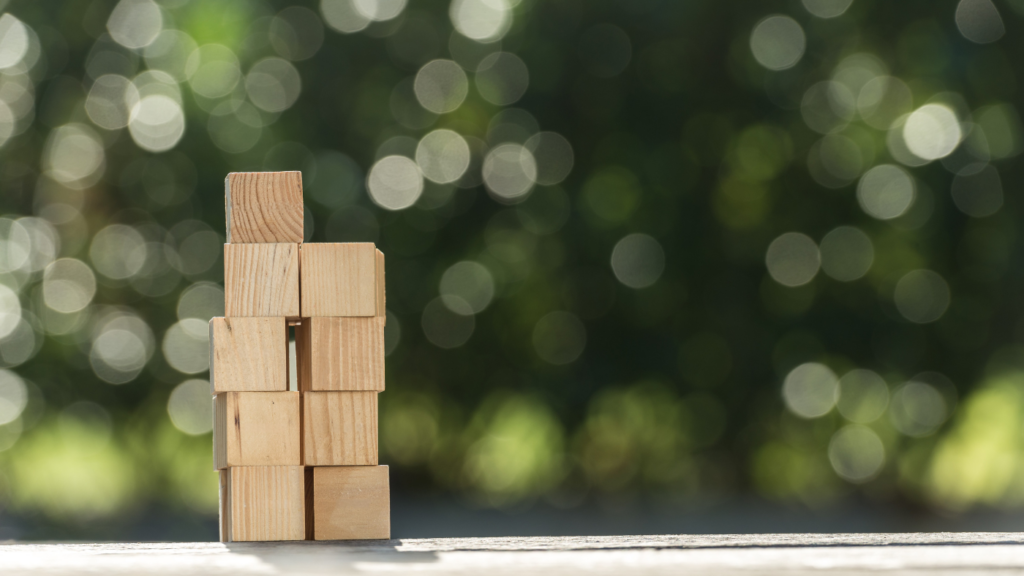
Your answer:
(224, 244), (300, 318)
(312, 465), (390, 540)
(214, 392), (301, 469)
(210, 317), (288, 393)
(9, 533), (1024, 574)
(376, 248), (386, 318)
(225, 172), (304, 244)
(300, 243), (378, 317)
(219, 466), (306, 542)
(297, 317), (385, 392)
(302, 392), (378, 466)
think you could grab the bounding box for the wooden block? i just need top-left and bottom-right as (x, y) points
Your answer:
(302, 391), (378, 466)
(312, 466), (390, 540)
(210, 317), (288, 393)
(224, 243), (300, 318)
(214, 392), (301, 469)
(219, 466), (306, 542)
(376, 249), (386, 318)
(296, 317), (384, 392)
(300, 243), (379, 317)
(225, 172), (303, 244)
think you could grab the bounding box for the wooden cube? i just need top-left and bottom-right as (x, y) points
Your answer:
(302, 392), (378, 466)
(224, 243), (300, 318)
(300, 243), (382, 317)
(296, 317), (384, 392)
(219, 466), (306, 542)
(214, 392), (301, 469)
(225, 172), (304, 244)
(311, 466), (390, 540)
(210, 317), (287, 393)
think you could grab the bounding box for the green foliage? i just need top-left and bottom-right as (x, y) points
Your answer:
(0, 0), (1022, 535)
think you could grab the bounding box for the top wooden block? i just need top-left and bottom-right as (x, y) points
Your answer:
(226, 172), (304, 244)
(301, 243), (384, 317)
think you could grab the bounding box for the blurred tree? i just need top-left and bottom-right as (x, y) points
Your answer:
(0, 0), (1021, 538)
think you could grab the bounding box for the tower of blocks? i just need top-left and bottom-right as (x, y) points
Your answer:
(211, 171), (390, 542)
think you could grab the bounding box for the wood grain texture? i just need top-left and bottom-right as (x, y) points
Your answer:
(218, 470), (230, 542)
(225, 172), (304, 244)
(210, 317), (288, 393)
(213, 392), (301, 469)
(300, 243), (378, 317)
(220, 466), (306, 542)
(224, 244), (300, 318)
(376, 249), (386, 318)
(302, 392), (378, 466)
(213, 392), (226, 470)
(313, 465), (390, 541)
(14, 534), (1024, 574)
(297, 317), (384, 392)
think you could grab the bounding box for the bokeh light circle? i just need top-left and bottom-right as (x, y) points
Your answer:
(107, 0), (163, 50)
(89, 312), (155, 385)
(353, 0), (408, 22)
(440, 261), (495, 314)
(837, 369), (889, 424)
(482, 143), (537, 201)
(610, 233), (665, 289)
(0, 368), (27, 425)
(85, 75), (138, 131)
(857, 164), (915, 220)
(890, 380), (948, 437)
(43, 124), (106, 188)
(0, 284), (22, 339)
(783, 362), (839, 419)
(414, 59), (469, 114)
(270, 7), (326, 61)
(765, 232), (820, 287)
(829, 425), (886, 482)
(167, 379), (213, 435)
(902, 104), (962, 161)
(532, 311), (586, 365)
(802, 0), (854, 18)
(416, 129), (471, 184)
(819, 226), (873, 282)
(90, 224), (147, 280)
(177, 282), (225, 322)
(321, 0), (371, 33)
(42, 258), (97, 314)
(475, 52), (529, 106)
(0, 15), (30, 70)
(955, 0), (1005, 44)
(162, 318), (210, 374)
(749, 15), (806, 71)
(951, 163), (1002, 218)
(524, 132), (574, 185)
(245, 58), (302, 113)
(422, 296), (475, 348)
(894, 270), (950, 324)
(367, 155), (424, 210)
(450, 0), (512, 43)
(128, 95), (186, 153)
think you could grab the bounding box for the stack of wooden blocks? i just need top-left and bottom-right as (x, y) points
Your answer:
(212, 171), (390, 542)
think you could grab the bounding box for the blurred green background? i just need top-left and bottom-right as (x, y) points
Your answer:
(0, 0), (1023, 540)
